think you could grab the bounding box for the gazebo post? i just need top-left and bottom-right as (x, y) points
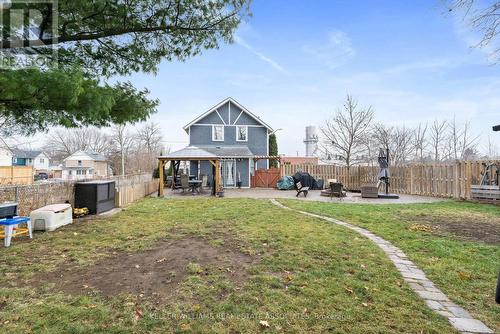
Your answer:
(172, 160), (178, 190)
(215, 159), (220, 195)
(158, 159), (164, 197)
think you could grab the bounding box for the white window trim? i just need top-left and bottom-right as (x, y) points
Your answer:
(236, 125), (248, 142)
(212, 125), (224, 141)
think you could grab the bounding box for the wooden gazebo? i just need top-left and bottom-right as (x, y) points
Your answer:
(157, 147), (221, 197)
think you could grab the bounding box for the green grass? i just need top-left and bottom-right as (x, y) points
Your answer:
(278, 199), (500, 332)
(0, 198), (459, 333)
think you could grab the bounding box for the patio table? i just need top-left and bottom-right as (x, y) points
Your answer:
(0, 216), (32, 247)
(188, 180), (202, 194)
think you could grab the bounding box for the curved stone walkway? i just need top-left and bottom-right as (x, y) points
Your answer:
(270, 199), (493, 334)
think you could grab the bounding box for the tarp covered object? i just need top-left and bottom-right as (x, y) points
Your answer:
(277, 176), (295, 190)
(292, 172), (321, 190)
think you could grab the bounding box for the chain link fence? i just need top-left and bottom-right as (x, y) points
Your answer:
(0, 173), (156, 216)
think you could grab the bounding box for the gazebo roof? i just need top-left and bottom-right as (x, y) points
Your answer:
(159, 145), (256, 160)
(159, 146), (217, 160)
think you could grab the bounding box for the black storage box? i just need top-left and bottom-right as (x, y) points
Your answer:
(74, 181), (116, 214)
(0, 202), (18, 219)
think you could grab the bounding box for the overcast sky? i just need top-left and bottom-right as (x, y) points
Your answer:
(43, 0), (500, 156)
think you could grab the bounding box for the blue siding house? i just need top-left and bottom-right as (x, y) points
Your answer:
(177, 97), (274, 188)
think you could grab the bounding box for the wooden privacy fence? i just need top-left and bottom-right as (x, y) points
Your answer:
(281, 160), (500, 199)
(115, 179), (159, 207)
(252, 168), (281, 188)
(0, 173), (158, 215)
(0, 166), (33, 185)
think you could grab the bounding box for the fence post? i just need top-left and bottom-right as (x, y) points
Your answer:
(410, 166), (414, 194)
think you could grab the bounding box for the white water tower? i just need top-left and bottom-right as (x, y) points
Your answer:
(304, 126), (318, 157)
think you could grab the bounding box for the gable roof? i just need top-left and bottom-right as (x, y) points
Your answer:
(64, 150), (107, 162)
(183, 97), (273, 133)
(12, 149), (45, 159)
(86, 152), (107, 161)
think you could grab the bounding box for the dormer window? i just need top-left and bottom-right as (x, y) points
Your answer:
(236, 125), (248, 142)
(212, 125), (224, 141)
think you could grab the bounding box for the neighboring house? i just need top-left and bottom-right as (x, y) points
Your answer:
(0, 146), (13, 167)
(62, 151), (109, 180)
(174, 97), (273, 188)
(12, 150), (50, 171)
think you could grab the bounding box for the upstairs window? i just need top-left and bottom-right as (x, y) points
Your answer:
(236, 125), (248, 142)
(77, 160), (82, 166)
(39, 158), (44, 163)
(212, 125), (224, 141)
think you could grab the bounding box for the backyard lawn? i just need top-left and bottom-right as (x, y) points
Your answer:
(279, 199), (500, 332)
(0, 197), (495, 333)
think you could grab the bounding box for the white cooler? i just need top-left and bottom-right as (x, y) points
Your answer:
(30, 204), (73, 231)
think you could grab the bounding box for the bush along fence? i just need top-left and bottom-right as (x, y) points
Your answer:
(281, 160), (500, 200)
(0, 173), (159, 216)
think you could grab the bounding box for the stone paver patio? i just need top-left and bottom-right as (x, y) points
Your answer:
(164, 188), (445, 204)
(270, 199), (493, 334)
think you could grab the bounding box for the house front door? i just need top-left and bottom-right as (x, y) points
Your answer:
(220, 159), (236, 188)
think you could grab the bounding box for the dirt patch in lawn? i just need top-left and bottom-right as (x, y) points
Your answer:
(410, 214), (500, 245)
(33, 235), (257, 301)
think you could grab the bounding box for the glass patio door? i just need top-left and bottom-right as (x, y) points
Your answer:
(220, 159), (236, 187)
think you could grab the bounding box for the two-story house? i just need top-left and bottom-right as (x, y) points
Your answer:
(0, 146), (13, 167)
(12, 150), (50, 172)
(61, 151), (110, 180)
(171, 97), (273, 188)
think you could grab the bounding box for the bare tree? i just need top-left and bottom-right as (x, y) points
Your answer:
(135, 122), (164, 172)
(445, 117), (480, 160)
(413, 122), (428, 163)
(372, 123), (393, 151)
(137, 122), (163, 154)
(0, 116), (22, 137)
(320, 94), (374, 172)
(110, 125), (135, 176)
(429, 120), (448, 162)
(371, 123), (414, 165)
(447, 0), (500, 63)
(44, 127), (112, 163)
(484, 135), (500, 158)
(391, 126), (414, 165)
(360, 135), (378, 167)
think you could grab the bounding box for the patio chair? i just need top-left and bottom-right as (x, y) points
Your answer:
(329, 182), (345, 200)
(295, 181), (309, 198)
(180, 174), (189, 193)
(201, 174), (208, 192)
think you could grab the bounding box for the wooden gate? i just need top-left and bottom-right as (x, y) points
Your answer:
(252, 168), (281, 188)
